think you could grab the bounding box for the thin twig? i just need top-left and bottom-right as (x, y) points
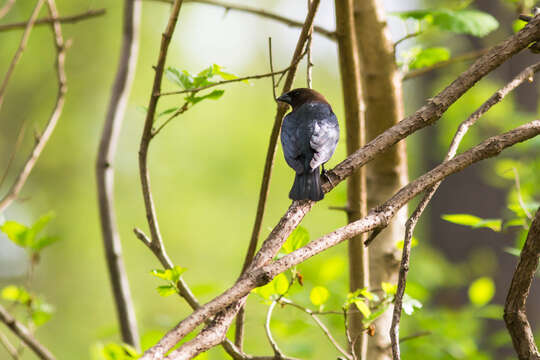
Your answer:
(0, 0), (16, 19)
(390, 61), (540, 360)
(0, 0), (67, 214)
(268, 38), (277, 101)
(96, 0), (141, 350)
(343, 310), (358, 360)
(146, 0), (335, 40)
(397, 331), (431, 344)
(234, 0), (321, 350)
(264, 301), (286, 359)
(0, 0), (46, 110)
(306, 0), (313, 88)
(0, 121), (27, 188)
(512, 168), (533, 219)
(503, 208), (540, 360)
(0, 305), (55, 360)
(0, 8), (106, 32)
(402, 48), (490, 80)
(0, 330), (19, 359)
(280, 298), (352, 360)
(393, 31), (422, 50)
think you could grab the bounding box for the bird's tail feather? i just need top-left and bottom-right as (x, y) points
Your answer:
(289, 167), (324, 201)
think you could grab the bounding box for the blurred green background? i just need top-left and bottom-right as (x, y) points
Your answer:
(0, 0), (539, 359)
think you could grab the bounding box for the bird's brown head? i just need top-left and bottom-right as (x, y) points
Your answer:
(277, 88), (329, 110)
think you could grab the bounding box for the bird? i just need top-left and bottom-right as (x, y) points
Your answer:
(277, 88), (339, 201)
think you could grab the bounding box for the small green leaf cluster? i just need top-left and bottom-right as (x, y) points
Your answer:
(166, 64), (243, 106)
(1, 285), (54, 327)
(394, 7), (499, 73)
(396, 9), (499, 37)
(150, 265), (187, 297)
(0, 212), (59, 253)
(91, 342), (139, 360)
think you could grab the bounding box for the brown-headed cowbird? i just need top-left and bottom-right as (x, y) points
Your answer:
(277, 88), (339, 201)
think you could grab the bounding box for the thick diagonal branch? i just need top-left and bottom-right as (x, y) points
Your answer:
(142, 121), (540, 360)
(0, 8), (106, 32)
(390, 60), (540, 360)
(504, 208), (540, 360)
(96, 0), (141, 349)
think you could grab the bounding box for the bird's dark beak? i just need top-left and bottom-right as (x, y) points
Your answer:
(277, 93), (292, 104)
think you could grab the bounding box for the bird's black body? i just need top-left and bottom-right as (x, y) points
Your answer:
(278, 88), (339, 201)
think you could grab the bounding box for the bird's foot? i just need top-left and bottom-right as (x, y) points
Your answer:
(321, 166), (335, 188)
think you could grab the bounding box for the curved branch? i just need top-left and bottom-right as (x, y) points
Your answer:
(504, 208), (540, 360)
(96, 0), (141, 350)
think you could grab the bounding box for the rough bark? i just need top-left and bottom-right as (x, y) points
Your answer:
(334, 0), (368, 357)
(353, 0), (408, 357)
(504, 208), (540, 360)
(96, 0), (141, 349)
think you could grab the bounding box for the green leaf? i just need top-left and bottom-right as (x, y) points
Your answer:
(150, 265), (186, 283)
(395, 9), (499, 37)
(513, 19), (527, 33)
(402, 294), (422, 315)
(31, 236), (59, 251)
(309, 286), (329, 306)
(359, 288), (377, 301)
(1, 285), (31, 304)
(96, 342), (139, 360)
(382, 282), (397, 295)
(157, 107), (179, 118)
(187, 90), (225, 105)
(353, 300), (371, 318)
(0, 221), (30, 247)
(156, 284), (177, 297)
(503, 218), (527, 229)
(442, 214), (502, 231)
(252, 281), (274, 300)
(273, 273), (289, 295)
(166, 67), (193, 89)
(31, 301), (54, 326)
(282, 226), (310, 254)
(409, 47), (450, 70)
(396, 237), (419, 250)
(30, 212), (54, 235)
(468, 277), (495, 307)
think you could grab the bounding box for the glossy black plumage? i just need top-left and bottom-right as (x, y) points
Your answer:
(278, 88), (339, 201)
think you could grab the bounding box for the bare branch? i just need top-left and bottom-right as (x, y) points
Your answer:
(402, 48), (490, 80)
(0, 0), (45, 110)
(280, 298), (352, 360)
(234, 0), (321, 349)
(504, 208), (540, 360)
(0, 305), (55, 360)
(0, 330), (19, 359)
(268, 38), (277, 101)
(146, 0), (335, 40)
(264, 301), (287, 359)
(0, 0), (16, 19)
(142, 121), (540, 359)
(0, 8), (106, 32)
(96, 0), (141, 349)
(390, 60), (540, 360)
(306, 0), (313, 89)
(0, 121), (27, 188)
(0, 0), (67, 214)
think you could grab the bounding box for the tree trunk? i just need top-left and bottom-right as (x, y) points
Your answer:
(334, 0), (369, 358)
(353, 0), (409, 358)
